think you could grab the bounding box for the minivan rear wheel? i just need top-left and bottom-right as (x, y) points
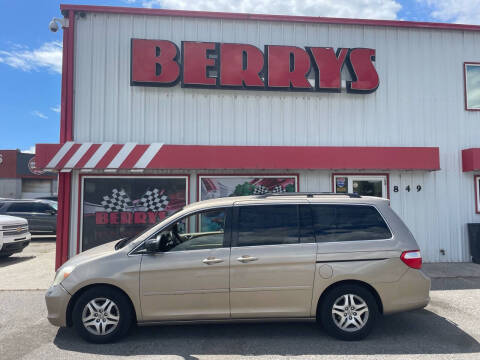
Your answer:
(72, 286), (132, 343)
(319, 284), (378, 341)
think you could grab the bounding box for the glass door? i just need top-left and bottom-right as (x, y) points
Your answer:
(334, 175), (387, 198)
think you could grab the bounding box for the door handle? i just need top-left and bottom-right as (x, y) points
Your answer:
(202, 257), (224, 265)
(236, 255), (258, 263)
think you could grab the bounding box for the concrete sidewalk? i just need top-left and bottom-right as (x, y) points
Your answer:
(423, 262), (480, 279)
(0, 239), (56, 291)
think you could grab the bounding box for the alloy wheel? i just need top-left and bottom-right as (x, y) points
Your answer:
(331, 294), (369, 332)
(81, 297), (120, 336)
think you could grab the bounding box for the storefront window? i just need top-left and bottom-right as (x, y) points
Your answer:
(475, 176), (480, 213)
(465, 63), (480, 110)
(199, 175), (298, 200)
(333, 174), (387, 198)
(81, 176), (188, 251)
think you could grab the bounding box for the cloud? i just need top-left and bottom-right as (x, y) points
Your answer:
(31, 110), (48, 119)
(22, 146), (35, 154)
(50, 105), (61, 113)
(142, 0), (402, 20)
(418, 0), (480, 24)
(0, 41), (62, 74)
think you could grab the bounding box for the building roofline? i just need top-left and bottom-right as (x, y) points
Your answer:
(60, 4), (480, 32)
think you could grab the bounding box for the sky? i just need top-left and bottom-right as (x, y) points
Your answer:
(0, 0), (479, 153)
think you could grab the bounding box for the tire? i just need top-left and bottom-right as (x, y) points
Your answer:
(0, 253), (12, 258)
(72, 286), (133, 343)
(318, 284), (379, 341)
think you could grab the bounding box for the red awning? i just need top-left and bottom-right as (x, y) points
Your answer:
(35, 143), (440, 172)
(462, 148), (480, 172)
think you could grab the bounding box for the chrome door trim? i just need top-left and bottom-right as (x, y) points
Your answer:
(137, 316), (317, 326)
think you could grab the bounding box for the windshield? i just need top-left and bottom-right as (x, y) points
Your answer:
(115, 207), (184, 250)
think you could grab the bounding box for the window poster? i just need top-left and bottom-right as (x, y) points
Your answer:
(81, 176), (188, 250)
(199, 175), (298, 201)
(335, 177), (348, 193)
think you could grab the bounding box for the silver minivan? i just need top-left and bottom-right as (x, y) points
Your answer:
(45, 193), (430, 343)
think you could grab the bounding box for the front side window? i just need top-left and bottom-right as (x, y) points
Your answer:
(311, 204), (392, 242)
(236, 205), (299, 247)
(158, 208), (227, 252)
(32, 203), (53, 213)
(465, 63), (480, 110)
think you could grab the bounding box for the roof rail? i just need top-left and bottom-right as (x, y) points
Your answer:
(258, 192), (361, 198)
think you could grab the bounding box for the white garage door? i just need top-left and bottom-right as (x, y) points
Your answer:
(21, 179), (53, 198)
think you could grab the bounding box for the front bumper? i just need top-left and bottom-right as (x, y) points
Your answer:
(0, 233), (31, 255)
(45, 284), (71, 327)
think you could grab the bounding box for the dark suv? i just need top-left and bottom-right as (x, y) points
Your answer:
(0, 199), (57, 235)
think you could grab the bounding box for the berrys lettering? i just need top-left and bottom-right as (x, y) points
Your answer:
(130, 39), (379, 94)
(96, 211), (168, 225)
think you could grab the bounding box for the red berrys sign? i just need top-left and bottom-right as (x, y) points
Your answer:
(130, 39), (379, 94)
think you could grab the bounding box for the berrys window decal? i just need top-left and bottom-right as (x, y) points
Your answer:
(131, 39), (379, 94)
(81, 176), (188, 251)
(198, 175), (298, 201)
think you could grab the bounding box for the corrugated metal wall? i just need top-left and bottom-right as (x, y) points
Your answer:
(70, 12), (480, 262)
(0, 179), (20, 198)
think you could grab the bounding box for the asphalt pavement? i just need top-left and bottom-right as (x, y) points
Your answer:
(1, 240), (480, 360)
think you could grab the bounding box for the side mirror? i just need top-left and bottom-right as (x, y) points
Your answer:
(144, 234), (161, 253)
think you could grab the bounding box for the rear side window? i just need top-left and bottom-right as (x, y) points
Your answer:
(236, 205), (299, 246)
(311, 204), (392, 242)
(6, 202), (35, 213)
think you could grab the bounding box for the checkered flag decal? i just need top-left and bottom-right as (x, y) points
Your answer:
(101, 188), (132, 212)
(272, 185), (286, 193)
(253, 185), (269, 195)
(139, 188), (169, 211)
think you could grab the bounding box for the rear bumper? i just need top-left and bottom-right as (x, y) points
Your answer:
(45, 284), (71, 327)
(376, 268), (431, 315)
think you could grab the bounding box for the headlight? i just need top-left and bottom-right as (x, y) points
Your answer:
(53, 265), (75, 286)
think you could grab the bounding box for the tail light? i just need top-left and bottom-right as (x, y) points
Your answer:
(400, 250), (422, 269)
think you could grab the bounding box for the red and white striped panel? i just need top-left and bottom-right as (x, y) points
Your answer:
(35, 142), (441, 171)
(36, 142), (163, 172)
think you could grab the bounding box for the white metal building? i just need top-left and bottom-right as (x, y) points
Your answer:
(37, 4), (480, 268)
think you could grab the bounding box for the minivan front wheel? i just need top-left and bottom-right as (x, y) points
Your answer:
(319, 284), (378, 341)
(72, 286), (132, 343)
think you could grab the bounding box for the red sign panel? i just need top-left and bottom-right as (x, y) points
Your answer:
(131, 39), (379, 94)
